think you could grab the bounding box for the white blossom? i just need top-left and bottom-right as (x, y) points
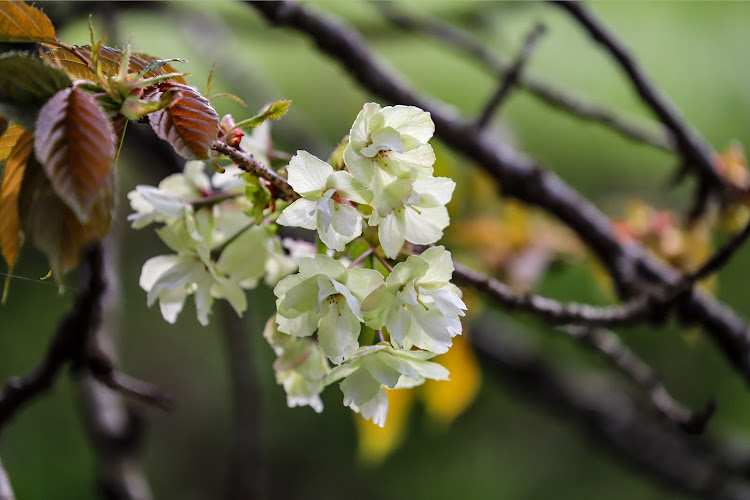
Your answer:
(274, 255), (383, 364)
(323, 344), (449, 427)
(277, 151), (370, 251)
(362, 246), (465, 354)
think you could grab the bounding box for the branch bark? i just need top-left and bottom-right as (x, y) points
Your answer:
(471, 320), (750, 500)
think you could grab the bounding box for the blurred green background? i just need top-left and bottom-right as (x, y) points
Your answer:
(2, 1), (750, 499)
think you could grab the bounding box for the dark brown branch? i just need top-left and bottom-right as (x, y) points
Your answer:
(74, 231), (154, 500)
(561, 325), (714, 433)
(0, 246), (106, 431)
(454, 261), (654, 327)
(219, 301), (267, 500)
(471, 321), (750, 500)
(0, 458), (14, 500)
(477, 23), (546, 128)
(374, 0), (672, 151)
(554, 1), (724, 191)
(247, 0), (750, 386)
(212, 141), (300, 202)
(687, 217), (750, 283)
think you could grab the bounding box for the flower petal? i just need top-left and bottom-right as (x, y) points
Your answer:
(317, 301), (361, 364)
(276, 198), (319, 230)
(287, 150), (332, 195)
(378, 213), (405, 259)
(379, 105), (434, 143)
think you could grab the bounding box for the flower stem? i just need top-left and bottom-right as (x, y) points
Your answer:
(347, 247), (374, 269)
(374, 252), (393, 272)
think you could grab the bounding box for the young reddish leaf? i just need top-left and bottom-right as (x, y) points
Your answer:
(147, 82), (219, 160)
(0, 53), (71, 128)
(0, 122), (24, 164)
(34, 87), (115, 222)
(0, 1), (56, 43)
(18, 160), (113, 283)
(44, 45), (186, 84)
(0, 130), (33, 270)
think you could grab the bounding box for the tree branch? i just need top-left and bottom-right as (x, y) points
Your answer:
(0, 246), (106, 431)
(373, 0), (673, 151)
(471, 321), (750, 499)
(476, 23), (546, 128)
(560, 325), (714, 433)
(73, 229), (155, 500)
(454, 261), (654, 327)
(212, 141), (299, 202)
(553, 1), (725, 192)
(247, 0), (750, 387)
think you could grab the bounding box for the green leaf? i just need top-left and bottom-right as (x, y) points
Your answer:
(147, 82), (219, 160)
(0, 1), (56, 44)
(0, 52), (71, 128)
(18, 158), (114, 284)
(232, 100), (291, 130)
(34, 87), (115, 222)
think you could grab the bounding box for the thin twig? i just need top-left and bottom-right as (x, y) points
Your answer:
(454, 261), (653, 328)
(554, 1), (725, 193)
(374, 0), (672, 151)
(561, 325), (714, 433)
(477, 23), (546, 128)
(0, 458), (14, 500)
(687, 217), (750, 283)
(213, 141), (299, 202)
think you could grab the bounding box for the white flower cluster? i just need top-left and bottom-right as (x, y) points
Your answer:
(128, 128), (297, 326)
(271, 104), (464, 426)
(129, 103), (465, 427)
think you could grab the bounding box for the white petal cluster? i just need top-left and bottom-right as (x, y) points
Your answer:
(324, 344), (449, 427)
(362, 246), (466, 354)
(277, 102), (454, 258)
(274, 255), (382, 364)
(277, 151), (369, 251)
(129, 161), (294, 325)
(131, 103), (466, 427)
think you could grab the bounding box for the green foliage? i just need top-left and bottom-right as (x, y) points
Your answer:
(0, 53), (71, 128)
(232, 100), (291, 130)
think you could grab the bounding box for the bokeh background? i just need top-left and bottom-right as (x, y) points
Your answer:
(2, 1), (750, 499)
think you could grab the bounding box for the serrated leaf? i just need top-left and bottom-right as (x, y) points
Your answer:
(44, 45), (187, 84)
(147, 82), (219, 160)
(34, 87), (115, 222)
(0, 52), (71, 128)
(0, 1), (56, 43)
(0, 130), (32, 270)
(19, 158), (113, 283)
(233, 100), (291, 130)
(0, 122), (24, 164)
